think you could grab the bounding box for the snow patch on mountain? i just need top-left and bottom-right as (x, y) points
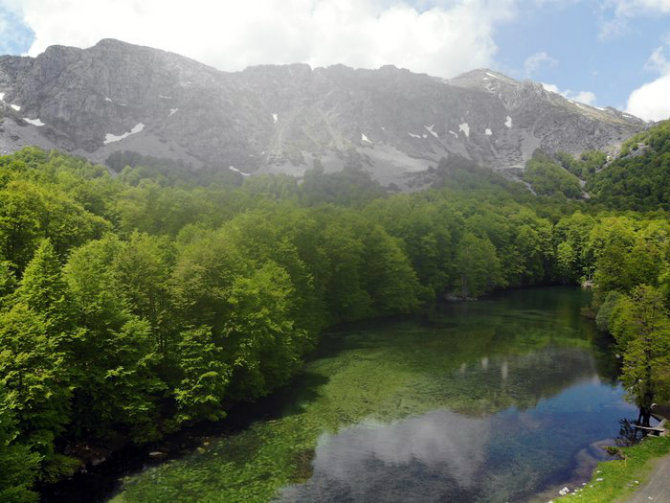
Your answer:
(104, 123), (145, 144)
(229, 165), (250, 176)
(24, 118), (45, 126)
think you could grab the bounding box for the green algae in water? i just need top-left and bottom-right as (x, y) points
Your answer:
(113, 287), (634, 503)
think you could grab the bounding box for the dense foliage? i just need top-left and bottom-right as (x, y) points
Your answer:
(0, 120), (668, 500)
(521, 151), (583, 199)
(587, 120), (670, 211)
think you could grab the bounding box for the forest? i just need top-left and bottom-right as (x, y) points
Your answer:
(0, 121), (669, 502)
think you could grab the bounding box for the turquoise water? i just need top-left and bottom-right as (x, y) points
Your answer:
(115, 287), (636, 503)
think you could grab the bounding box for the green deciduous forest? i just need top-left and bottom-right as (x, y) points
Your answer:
(0, 121), (669, 501)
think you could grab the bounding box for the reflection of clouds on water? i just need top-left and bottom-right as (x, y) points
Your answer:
(314, 409), (490, 487)
(276, 409), (491, 503)
(274, 342), (637, 503)
(274, 377), (637, 503)
(517, 411), (542, 431)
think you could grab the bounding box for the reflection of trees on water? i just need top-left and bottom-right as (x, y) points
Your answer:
(589, 329), (620, 385)
(445, 345), (602, 415)
(617, 418), (643, 446)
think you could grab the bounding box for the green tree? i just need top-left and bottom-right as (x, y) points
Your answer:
(361, 225), (421, 315)
(454, 232), (504, 298)
(0, 398), (40, 503)
(611, 286), (670, 426)
(223, 261), (306, 400)
(0, 304), (70, 457)
(113, 232), (177, 372)
(64, 237), (163, 440)
(317, 217), (372, 322)
(174, 326), (231, 423)
(588, 217), (637, 301)
(13, 240), (72, 336)
(0, 259), (16, 305)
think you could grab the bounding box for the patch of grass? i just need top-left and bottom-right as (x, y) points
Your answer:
(555, 435), (670, 503)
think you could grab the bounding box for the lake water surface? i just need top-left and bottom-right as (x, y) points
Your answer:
(113, 287), (636, 503)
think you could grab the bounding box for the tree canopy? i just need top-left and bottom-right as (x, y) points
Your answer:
(0, 121), (668, 500)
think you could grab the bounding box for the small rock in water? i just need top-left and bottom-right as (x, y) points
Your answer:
(559, 487), (570, 496)
(149, 451), (167, 458)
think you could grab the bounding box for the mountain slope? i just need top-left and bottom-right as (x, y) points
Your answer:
(0, 39), (646, 187)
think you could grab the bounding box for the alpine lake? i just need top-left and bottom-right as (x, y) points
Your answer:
(108, 287), (636, 503)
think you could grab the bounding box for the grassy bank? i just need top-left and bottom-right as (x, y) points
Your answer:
(554, 435), (670, 503)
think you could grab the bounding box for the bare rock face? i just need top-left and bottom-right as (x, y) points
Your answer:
(0, 39), (646, 187)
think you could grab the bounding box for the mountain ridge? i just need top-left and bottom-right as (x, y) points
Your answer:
(0, 39), (647, 188)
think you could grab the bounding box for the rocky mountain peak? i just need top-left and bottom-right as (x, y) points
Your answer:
(0, 39), (647, 189)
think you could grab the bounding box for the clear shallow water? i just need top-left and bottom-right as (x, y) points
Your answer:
(114, 287), (636, 503)
(276, 381), (633, 503)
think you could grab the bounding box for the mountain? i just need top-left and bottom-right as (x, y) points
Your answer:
(0, 39), (646, 188)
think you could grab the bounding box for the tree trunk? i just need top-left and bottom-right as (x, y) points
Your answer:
(638, 407), (652, 428)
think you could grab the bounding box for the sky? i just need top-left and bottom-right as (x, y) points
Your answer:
(0, 0), (668, 121)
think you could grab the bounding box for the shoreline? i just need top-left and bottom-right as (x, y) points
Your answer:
(553, 435), (669, 503)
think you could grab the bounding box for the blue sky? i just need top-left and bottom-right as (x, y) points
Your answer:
(0, 3), (33, 55)
(494, 1), (669, 110)
(0, 0), (668, 120)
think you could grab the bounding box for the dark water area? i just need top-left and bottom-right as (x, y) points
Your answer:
(47, 287), (637, 503)
(40, 390), (294, 503)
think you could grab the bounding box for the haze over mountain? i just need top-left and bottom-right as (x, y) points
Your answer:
(0, 39), (646, 188)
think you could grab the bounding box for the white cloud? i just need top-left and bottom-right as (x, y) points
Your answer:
(598, 0), (670, 39)
(571, 90), (597, 105)
(625, 41), (670, 121)
(644, 44), (670, 74)
(0, 0), (517, 79)
(626, 75), (670, 121)
(605, 0), (670, 17)
(541, 83), (560, 93)
(523, 51), (557, 76)
(541, 82), (597, 106)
